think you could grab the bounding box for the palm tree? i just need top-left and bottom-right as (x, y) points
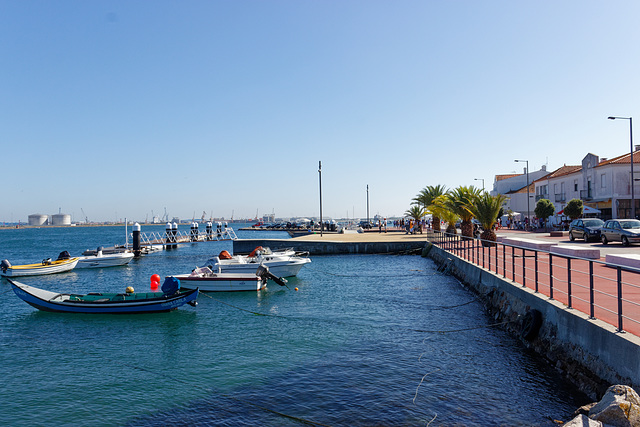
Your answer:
(404, 205), (425, 233)
(430, 194), (459, 234)
(413, 185), (447, 232)
(468, 193), (508, 246)
(445, 186), (481, 238)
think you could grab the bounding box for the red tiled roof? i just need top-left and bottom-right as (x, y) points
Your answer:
(596, 150), (640, 167)
(495, 173), (521, 181)
(532, 165), (581, 183)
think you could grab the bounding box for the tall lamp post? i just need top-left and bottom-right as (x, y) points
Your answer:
(366, 185), (370, 226)
(514, 159), (530, 230)
(474, 178), (485, 191)
(608, 116), (635, 219)
(318, 161), (323, 237)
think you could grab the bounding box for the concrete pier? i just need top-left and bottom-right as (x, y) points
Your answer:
(233, 230), (429, 255)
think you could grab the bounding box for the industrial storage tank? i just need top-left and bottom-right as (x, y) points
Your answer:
(28, 214), (49, 226)
(51, 213), (71, 226)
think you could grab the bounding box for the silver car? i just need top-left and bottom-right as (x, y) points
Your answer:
(601, 219), (640, 246)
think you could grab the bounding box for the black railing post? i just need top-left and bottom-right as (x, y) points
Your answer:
(522, 248), (526, 287)
(549, 253), (554, 300)
(617, 266), (624, 332)
(512, 246), (516, 282)
(534, 251), (539, 293)
(503, 245), (506, 278)
(589, 261), (595, 319)
(567, 258), (572, 308)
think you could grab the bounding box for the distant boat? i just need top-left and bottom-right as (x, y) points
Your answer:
(174, 265), (288, 292)
(76, 248), (134, 269)
(8, 277), (198, 314)
(0, 252), (79, 277)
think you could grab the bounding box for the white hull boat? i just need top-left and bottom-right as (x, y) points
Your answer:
(174, 265), (287, 292)
(1, 252), (79, 277)
(76, 249), (134, 269)
(207, 247), (310, 277)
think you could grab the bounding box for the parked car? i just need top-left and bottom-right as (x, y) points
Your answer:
(569, 219), (604, 242)
(600, 219), (640, 246)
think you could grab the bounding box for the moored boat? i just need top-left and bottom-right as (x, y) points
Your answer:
(76, 247), (134, 269)
(208, 247), (311, 277)
(174, 265), (287, 292)
(8, 277), (198, 314)
(0, 252), (79, 277)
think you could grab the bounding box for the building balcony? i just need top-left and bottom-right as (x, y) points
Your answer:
(580, 190), (593, 201)
(554, 193), (566, 203)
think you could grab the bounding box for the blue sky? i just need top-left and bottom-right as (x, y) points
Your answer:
(2, 1), (640, 223)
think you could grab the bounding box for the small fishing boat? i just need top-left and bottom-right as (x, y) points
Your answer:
(208, 247), (311, 277)
(76, 247), (134, 269)
(174, 265), (288, 292)
(0, 252), (79, 277)
(8, 277), (198, 314)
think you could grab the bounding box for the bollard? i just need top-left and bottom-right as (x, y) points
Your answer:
(206, 222), (212, 240)
(172, 222), (178, 244)
(166, 222), (172, 245)
(133, 223), (141, 256)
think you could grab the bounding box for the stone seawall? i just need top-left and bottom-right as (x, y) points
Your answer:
(426, 242), (640, 400)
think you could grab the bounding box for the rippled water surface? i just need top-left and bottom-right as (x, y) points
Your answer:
(0, 225), (588, 426)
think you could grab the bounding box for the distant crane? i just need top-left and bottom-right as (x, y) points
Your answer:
(81, 208), (88, 224)
(200, 211), (206, 222)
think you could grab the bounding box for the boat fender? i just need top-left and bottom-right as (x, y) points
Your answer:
(125, 286), (134, 294)
(42, 258), (52, 265)
(0, 259), (10, 272)
(249, 246), (264, 258)
(520, 309), (543, 341)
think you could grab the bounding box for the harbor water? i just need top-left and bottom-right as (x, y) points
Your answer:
(0, 224), (589, 426)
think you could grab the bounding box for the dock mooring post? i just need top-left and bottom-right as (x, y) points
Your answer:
(133, 223), (141, 257)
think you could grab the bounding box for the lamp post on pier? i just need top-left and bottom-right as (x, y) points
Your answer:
(514, 159), (530, 230)
(318, 161), (323, 236)
(474, 178), (485, 192)
(608, 116), (635, 219)
(366, 185), (370, 226)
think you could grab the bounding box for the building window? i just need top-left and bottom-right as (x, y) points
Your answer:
(601, 174), (606, 189)
(574, 180), (578, 192)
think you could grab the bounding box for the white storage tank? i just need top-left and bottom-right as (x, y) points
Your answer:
(51, 213), (72, 226)
(28, 214), (49, 226)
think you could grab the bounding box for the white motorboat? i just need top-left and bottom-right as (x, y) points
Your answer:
(174, 265), (287, 292)
(1, 252), (79, 277)
(76, 248), (134, 269)
(207, 247), (311, 277)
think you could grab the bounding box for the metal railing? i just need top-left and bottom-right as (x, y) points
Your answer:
(127, 226), (238, 248)
(428, 230), (640, 336)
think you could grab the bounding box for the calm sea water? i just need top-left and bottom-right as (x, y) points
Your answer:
(0, 224), (588, 426)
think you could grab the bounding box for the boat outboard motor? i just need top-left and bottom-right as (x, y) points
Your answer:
(256, 265), (288, 287)
(0, 259), (11, 273)
(161, 276), (181, 296)
(57, 251), (71, 261)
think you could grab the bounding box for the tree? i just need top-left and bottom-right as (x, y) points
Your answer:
(534, 199), (555, 230)
(563, 198), (584, 220)
(445, 186), (481, 238)
(468, 193), (508, 246)
(430, 194), (459, 234)
(413, 184), (447, 232)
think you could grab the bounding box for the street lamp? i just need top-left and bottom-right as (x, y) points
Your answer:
(366, 185), (370, 226)
(514, 159), (530, 230)
(474, 178), (485, 191)
(608, 116), (635, 219)
(318, 161), (323, 236)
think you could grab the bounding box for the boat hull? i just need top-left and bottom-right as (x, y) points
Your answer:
(173, 273), (266, 292)
(213, 259), (310, 277)
(9, 280), (198, 314)
(76, 253), (134, 269)
(0, 258), (79, 277)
